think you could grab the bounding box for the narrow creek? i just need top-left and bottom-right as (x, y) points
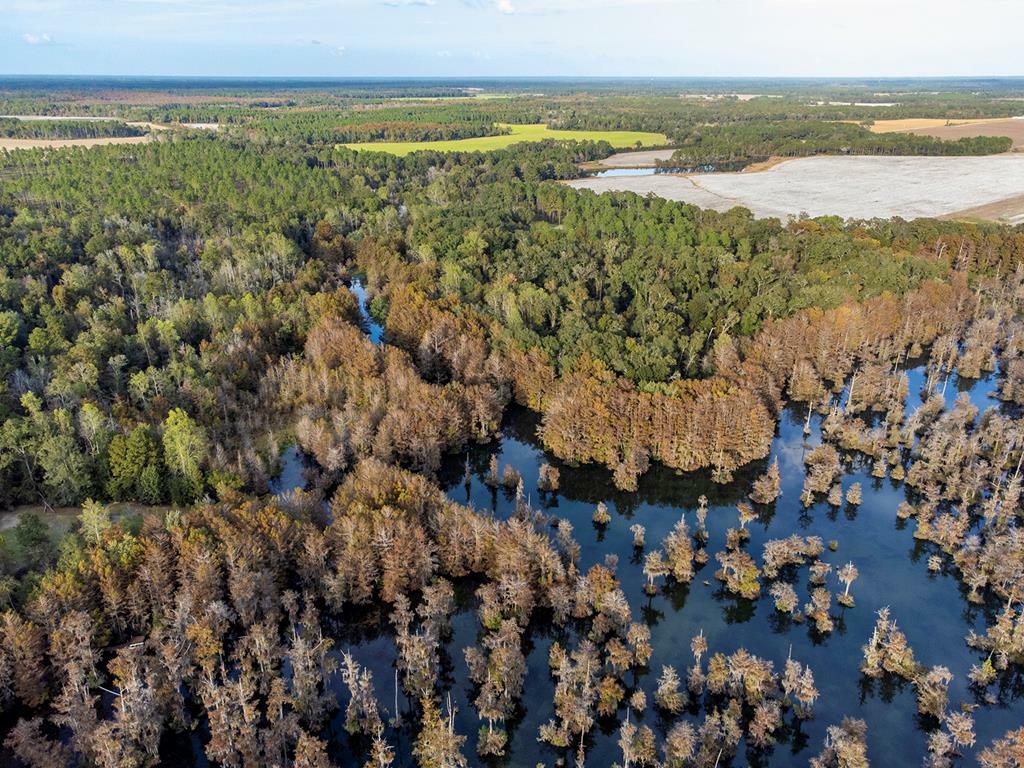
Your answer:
(350, 277), (385, 345)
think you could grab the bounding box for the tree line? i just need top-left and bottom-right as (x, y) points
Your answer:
(0, 118), (147, 140)
(661, 121), (1013, 165)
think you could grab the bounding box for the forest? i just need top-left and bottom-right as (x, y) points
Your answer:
(4, 78), (1024, 142)
(0, 118), (147, 140)
(0, 79), (1023, 767)
(662, 121), (1013, 165)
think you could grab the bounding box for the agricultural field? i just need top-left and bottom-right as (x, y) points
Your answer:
(341, 122), (669, 155)
(0, 114), (170, 150)
(570, 154), (1024, 222)
(864, 117), (1005, 132)
(903, 118), (1024, 149)
(866, 117), (1024, 150)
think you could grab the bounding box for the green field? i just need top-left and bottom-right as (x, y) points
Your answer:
(341, 123), (670, 156)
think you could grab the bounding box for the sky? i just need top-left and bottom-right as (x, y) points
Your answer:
(1, 0), (1021, 78)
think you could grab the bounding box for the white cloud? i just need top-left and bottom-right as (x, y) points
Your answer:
(4, 0), (1022, 76)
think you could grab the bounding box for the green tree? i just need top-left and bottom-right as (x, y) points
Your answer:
(79, 499), (111, 545)
(13, 513), (55, 571)
(107, 426), (163, 503)
(0, 310), (21, 377)
(137, 465), (163, 505)
(20, 395), (91, 506)
(162, 409), (207, 504)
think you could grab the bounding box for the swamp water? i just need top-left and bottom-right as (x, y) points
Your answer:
(245, 361), (1024, 767)
(349, 278), (385, 346)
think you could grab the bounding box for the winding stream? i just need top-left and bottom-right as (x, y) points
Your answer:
(350, 277), (385, 346)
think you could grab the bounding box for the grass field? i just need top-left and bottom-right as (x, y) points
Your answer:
(341, 123), (669, 156)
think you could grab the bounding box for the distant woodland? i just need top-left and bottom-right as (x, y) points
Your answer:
(662, 121), (1013, 165)
(0, 118), (147, 140)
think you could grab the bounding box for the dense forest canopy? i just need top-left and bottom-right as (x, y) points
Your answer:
(663, 121), (1013, 165)
(0, 118), (147, 140)
(5, 131), (1020, 506)
(0, 79), (1023, 768)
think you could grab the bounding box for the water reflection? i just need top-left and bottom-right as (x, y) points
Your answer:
(351, 277), (385, 345)
(592, 168), (667, 178)
(268, 444), (308, 495)
(261, 362), (1021, 766)
(590, 160), (763, 179)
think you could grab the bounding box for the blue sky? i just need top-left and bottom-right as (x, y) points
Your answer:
(1, 0), (1021, 77)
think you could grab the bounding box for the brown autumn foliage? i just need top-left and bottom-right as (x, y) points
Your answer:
(377, 271), (973, 490)
(0, 456), (587, 768)
(267, 300), (508, 476)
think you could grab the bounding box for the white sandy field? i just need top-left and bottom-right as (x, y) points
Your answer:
(569, 155), (1024, 222)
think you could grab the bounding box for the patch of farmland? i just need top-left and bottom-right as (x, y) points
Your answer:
(901, 118), (1024, 150)
(567, 154), (1024, 221)
(865, 117), (1003, 132)
(341, 123), (669, 156)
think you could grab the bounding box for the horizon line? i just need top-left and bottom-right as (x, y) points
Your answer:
(2, 73), (1024, 81)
